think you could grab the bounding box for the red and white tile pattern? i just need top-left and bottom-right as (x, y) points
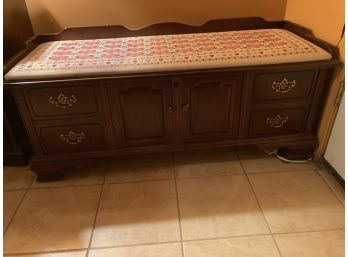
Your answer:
(5, 29), (332, 80)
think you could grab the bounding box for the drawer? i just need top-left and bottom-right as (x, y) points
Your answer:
(38, 123), (106, 153)
(26, 85), (99, 118)
(248, 108), (306, 137)
(253, 70), (315, 101)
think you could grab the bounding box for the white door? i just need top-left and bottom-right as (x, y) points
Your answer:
(324, 94), (345, 179)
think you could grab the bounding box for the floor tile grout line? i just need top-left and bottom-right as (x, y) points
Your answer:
(244, 172), (284, 257)
(235, 150), (284, 257)
(3, 177), (35, 235)
(236, 151), (274, 236)
(85, 165), (107, 257)
(104, 177), (175, 185)
(173, 151), (178, 179)
(272, 228), (345, 236)
(4, 227), (345, 256)
(4, 187), (35, 192)
(4, 248), (89, 256)
(174, 180), (185, 257)
(242, 169), (317, 175)
(7, 164), (319, 192)
(4, 152), (343, 255)
(12, 169), (320, 191)
(88, 240), (182, 252)
(172, 153), (185, 257)
(314, 168), (345, 207)
(27, 183), (105, 190)
(233, 148), (247, 175)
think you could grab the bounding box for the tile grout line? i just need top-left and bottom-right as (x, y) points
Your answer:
(7, 164), (320, 192)
(245, 173), (284, 257)
(27, 182), (105, 190)
(4, 153), (343, 255)
(172, 152), (185, 257)
(85, 164), (108, 257)
(4, 248), (89, 256)
(314, 168), (345, 207)
(3, 176), (36, 235)
(272, 227), (345, 236)
(235, 150), (284, 257)
(6, 169), (316, 191)
(234, 149), (246, 175)
(5, 227), (346, 256)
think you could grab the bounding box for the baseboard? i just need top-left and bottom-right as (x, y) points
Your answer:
(323, 159), (345, 188)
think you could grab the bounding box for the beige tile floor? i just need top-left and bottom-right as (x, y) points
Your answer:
(3, 147), (345, 257)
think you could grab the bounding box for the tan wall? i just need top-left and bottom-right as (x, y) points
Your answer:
(285, 0), (345, 159)
(285, 0), (344, 46)
(25, 0), (287, 35)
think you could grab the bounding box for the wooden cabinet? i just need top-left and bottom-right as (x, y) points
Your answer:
(3, 18), (338, 181)
(180, 73), (242, 143)
(8, 65), (333, 181)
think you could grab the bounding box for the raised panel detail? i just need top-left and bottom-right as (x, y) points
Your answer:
(120, 88), (165, 139)
(181, 73), (243, 143)
(190, 81), (232, 134)
(110, 79), (174, 147)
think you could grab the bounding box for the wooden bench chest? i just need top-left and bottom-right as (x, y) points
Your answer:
(4, 18), (338, 181)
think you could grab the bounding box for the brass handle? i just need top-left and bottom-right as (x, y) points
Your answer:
(266, 115), (288, 128)
(49, 93), (77, 108)
(182, 103), (190, 111)
(272, 78), (296, 93)
(60, 131), (85, 145)
(168, 106), (173, 113)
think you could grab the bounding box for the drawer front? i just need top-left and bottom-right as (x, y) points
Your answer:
(38, 124), (106, 153)
(253, 70), (315, 101)
(248, 108), (306, 137)
(26, 85), (99, 117)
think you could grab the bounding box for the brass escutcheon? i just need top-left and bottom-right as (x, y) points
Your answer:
(60, 131), (85, 145)
(271, 78), (296, 93)
(49, 93), (77, 108)
(266, 115), (288, 128)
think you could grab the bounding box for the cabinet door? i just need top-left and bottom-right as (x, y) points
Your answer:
(180, 73), (243, 143)
(110, 79), (174, 147)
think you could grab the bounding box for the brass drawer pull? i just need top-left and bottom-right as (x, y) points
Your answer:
(60, 131), (85, 145)
(272, 79), (296, 93)
(49, 93), (77, 108)
(266, 115), (288, 128)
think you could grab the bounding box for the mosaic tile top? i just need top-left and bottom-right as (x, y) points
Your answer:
(5, 29), (332, 80)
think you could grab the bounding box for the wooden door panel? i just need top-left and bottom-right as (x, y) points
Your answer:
(119, 88), (166, 139)
(181, 73), (243, 142)
(110, 79), (174, 147)
(190, 81), (232, 134)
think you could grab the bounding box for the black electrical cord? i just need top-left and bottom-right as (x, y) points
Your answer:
(335, 24), (345, 48)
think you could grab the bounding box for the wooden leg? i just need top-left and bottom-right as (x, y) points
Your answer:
(35, 168), (65, 182)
